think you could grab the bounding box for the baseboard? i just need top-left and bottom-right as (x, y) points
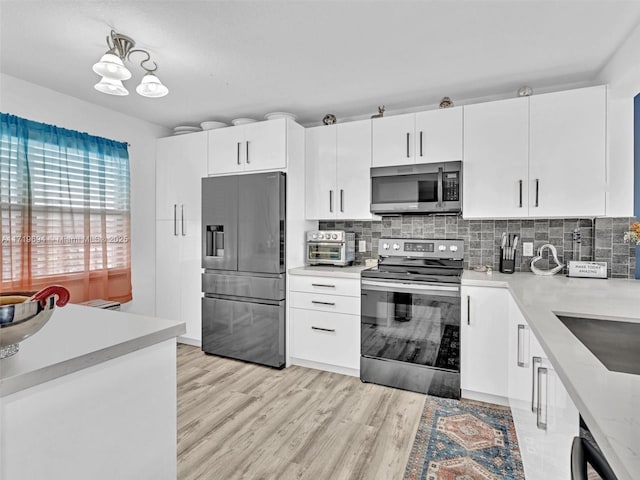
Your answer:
(177, 336), (201, 348)
(461, 389), (509, 407)
(290, 357), (359, 378)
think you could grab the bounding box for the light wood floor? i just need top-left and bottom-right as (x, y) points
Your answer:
(177, 344), (425, 480)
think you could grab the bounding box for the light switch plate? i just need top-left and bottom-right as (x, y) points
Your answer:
(359, 240), (367, 252)
(523, 242), (534, 256)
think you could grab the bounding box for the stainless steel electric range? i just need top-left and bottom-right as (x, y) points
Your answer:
(360, 238), (464, 399)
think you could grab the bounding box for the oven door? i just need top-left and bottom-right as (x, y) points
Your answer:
(306, 242), (345, 265)
(361, 279), (460, 372)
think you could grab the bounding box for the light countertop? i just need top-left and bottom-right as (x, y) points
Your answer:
(462, 271), (640, 480)
(0, 304), (185, 397)
(289, 265), (370, 279)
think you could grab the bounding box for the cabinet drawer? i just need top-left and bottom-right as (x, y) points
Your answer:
(290, 308), (360, 369)
(290, 291), (360, 315)
(289, 275), (360, 297)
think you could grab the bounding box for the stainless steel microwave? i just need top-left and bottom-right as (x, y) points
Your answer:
(370, 161), (462, 215)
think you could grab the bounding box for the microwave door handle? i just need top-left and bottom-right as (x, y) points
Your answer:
(437, 166), (444, 207)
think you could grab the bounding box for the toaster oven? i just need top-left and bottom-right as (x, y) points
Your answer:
(305, 230), (356, 266)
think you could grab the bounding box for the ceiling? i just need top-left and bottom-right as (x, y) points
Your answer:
(2, 1), (640, 128)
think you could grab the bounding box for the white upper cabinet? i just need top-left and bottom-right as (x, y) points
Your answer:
(336, 120), (373, 219)
(305, 125), (337, 219)
(305, 120), (373, 220)
(529, 85), (606, 217)
(156, 131), (208, 222)
(372, 108), (462, 167)
(372, 113), (415, 167)
(463, 85), (606, 219)
(463, 97), (529, 218)
(414, 107), (463, 162)
(208, 119), (287, 175)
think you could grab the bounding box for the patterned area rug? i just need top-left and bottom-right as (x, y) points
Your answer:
(404, 396), (525, 480)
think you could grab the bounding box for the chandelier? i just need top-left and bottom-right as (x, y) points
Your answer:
(92, 30), (168, 98)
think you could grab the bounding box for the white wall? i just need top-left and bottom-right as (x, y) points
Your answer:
(0, 73), (170, 315)
(597, 23), (640, 217)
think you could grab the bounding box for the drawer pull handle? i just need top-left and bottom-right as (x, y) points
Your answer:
(532, 356), (542, 412)
(311, 283), (335, 288)
(517, 324), (528, 367)
(311, 326), (336, 333)
(311, 300), (335, 306)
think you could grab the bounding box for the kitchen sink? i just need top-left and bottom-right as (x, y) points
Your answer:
(556, 314), (640, 375)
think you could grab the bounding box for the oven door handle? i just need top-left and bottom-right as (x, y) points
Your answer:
(361, 280), (460, 297)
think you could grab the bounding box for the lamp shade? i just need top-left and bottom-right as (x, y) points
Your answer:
(136, 72), (169, 98)
(92, 52), (132, 80)
(94, 77), (129, 96)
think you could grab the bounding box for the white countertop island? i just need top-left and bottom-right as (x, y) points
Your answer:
(0, 304), (185, 480)
(462, 271), (640, 480)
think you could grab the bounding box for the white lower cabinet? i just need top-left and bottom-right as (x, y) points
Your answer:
(460, 286), (509, 403)
(289, 274), (360, 376)
(508, 295), (578, 480)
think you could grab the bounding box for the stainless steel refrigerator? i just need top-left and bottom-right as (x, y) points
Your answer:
(201, 172), (286, 368)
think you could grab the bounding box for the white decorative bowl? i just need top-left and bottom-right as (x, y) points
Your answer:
(264, 112), (297, 121)
(231, 118), (257, 126)
(200, 121), (228, 130)
(173, 125), (201, 133)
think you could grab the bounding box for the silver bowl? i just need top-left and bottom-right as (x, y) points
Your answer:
(0, 286), (70, 359)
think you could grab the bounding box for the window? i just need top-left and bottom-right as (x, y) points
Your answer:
(0, 113), (132, 302)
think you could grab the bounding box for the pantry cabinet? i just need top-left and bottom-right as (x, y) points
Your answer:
(463, 85), (606, 218)
(460, 286), (509, 403)
(156, 131), (208, 222)
(207, 119), (288, 175)
(305, 120), (373, 220)
(155, 132), (208, 344)
(507, 296), (578, 480)
(289, 274), (361, 376)
(372, 107), (462, 167)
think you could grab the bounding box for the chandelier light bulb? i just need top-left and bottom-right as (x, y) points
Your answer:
(136, 72), (169, 98)
(94, 76), (129, 96)
(92, 52), (132, 80)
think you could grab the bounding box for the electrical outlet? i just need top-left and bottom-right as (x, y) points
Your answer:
(523, 242), (534, 257)
(359, 240), (367, 252)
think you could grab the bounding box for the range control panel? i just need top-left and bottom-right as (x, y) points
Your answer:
(378, 238), (464, 260)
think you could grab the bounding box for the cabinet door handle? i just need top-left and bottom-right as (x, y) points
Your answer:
(173, 204), (178, 236)
(340, 189), (344, 213)
(329, 190), (334, 213)
(311, 283), (335, 288)
(181, 204), (185, 236)
(518, 179), (523, 208)
(517, 324), (528, 367)
(419, 131), (423, 157)
(246, 141), (250, 164)
(534, 179), (539, 207)
(466, 295), (471, 325)
(406, 132), (410, 158)
(311, 300), (335, 306)
(312, 326), (336, 333)
(536, 366), (548, 430)
(237, 142), (241, 165)
(531, 356), (542, 412)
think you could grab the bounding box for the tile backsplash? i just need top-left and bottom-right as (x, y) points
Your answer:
(319, 216), (637, 279)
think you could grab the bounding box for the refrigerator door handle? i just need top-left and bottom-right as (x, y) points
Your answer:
(173, 204), (178, 236)
(246, 141), (250, 164)
(181, 204), (185, 236)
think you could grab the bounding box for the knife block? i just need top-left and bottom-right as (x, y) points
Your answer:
(499, 249), (515, 274)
